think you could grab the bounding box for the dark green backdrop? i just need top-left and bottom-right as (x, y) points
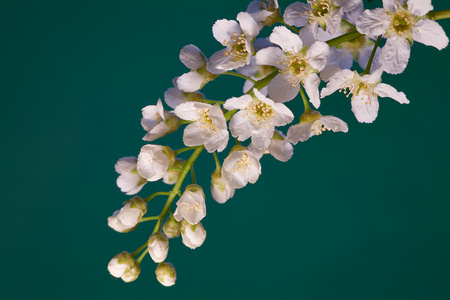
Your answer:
(1, 0), (450, 299)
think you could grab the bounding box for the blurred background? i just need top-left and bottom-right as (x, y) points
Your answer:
(1, 0), (450, 299)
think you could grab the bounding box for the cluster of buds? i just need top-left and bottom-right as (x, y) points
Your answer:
(107, 0), (449, 286)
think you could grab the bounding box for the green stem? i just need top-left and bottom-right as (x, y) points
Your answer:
(135, 247), (148, 264)
(131, 242), (148, 258)
(342, 19), (356, 30)
(191, 164), (196, 184)
(144, 192), (170, 203)
(361, 35), (382, 75)
(213, 151), (221, 171)
(139, 216), (160, 223)
(427, 10), (450, 21)
(299, 84), (311, 114)
(223, 71), (256, 84)
(202, 99), (225, 104)
(174, 146), (197, 156)
(250, 69), (279, 93)
(153, 146), (204, 233)
(326, 30), (363, 48)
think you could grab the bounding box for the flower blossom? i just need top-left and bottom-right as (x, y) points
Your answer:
(283, 0), (362, 36)
(176, 44), (217, 92)
(248, 129), (294, 162)
(136, 145), (175, 182)
(173, 184), (207, 225)
(356, 0), (449, 74)
(255, 26), (330, 106)
(115, 156), (147, 195)
(141, 99), (179, 142)
(221, 146), (261, 189)
(224, 88), (294, 150)
(207, 12), (260, 73)
(321, 68), (409, 123)
(174, 102), (229, 153)
(247, 0), (280, 29)
(287, 110), (348, 144)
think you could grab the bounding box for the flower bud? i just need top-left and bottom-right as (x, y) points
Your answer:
(107, 251), (135, 278)
(107, 210), (136, 233)
(163, 217), (181, 238)
(121, 264), (141, 283)
(211, 169), (235, 204)
(181, 219), (206, 249)
(163, 158), (184, 185)
(117, 196), (147, 228)
(155, 262), (177, 287)
(173, 184), (206, 225)
(137, 145), (175, 182)
(148, 232), (169, 263)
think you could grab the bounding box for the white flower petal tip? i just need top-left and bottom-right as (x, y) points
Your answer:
(173, 184), (206, 225)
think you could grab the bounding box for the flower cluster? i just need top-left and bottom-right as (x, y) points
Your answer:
(107, 0), (449, 285)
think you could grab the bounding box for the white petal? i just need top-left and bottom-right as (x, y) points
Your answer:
(223, 94), (253, 110)
(379, 37), (410, 74)
(334, 0), (362, 12)
(268, 74), (299, 103)
(164, 87), (187, 109)
(206, 49), (237, 73)
(142, 122), (171, 142)
(115, 157), (138, 174)
(351, 96), (379, 123)
(212, 19), (241, 45)
(252, 126), (274, 150)
(382, 0), (405, 11)
(320, 116), (348, 133)
(362, 68), (383, 84)
(299, 23), (318, 48)
(325, 8), (344, 36)
(117, 173), (145, 195)
(268, 135), (293, 162)
(321, 69), (353, 97)
(407, 0), (433, 16)
(205, 129), (229, 153)
(237, 12), (259, 38)
(358, 45), (381, 70)
(413, 19), (449, 50)
(175, 102), (209, 121)
(272, 103), (294, 126)
(255, 47), (286, 68)
(327, 49), (353, 69)
(228, 111), (253, 141)
(183, 124), (206, 147)
(283, 2), (309, 27)
(209, 106), (228, 130)
(356, 8), (390, 36)
(179, 44), (206, 70)
(270, 26), (303, 53)
(320, 65), (342, 82)
(307, 41), (330, 71)
(303, 74), (321, 108)
(177, 72), (204, 92)
(287, 123), (313, 144)
(253, 88), (275, 106)
(374, 83), (409, 104)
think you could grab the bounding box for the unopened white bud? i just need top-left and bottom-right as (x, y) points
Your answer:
(163, 217), (181, 238)
(107, 251), (135, 278)
(148, 232), (169, 263)
(121, 264), (141, 283)
(117, 196), (147, 228)
(155, 262), (177, 287)
(163, 158), (184, 185)
(211, 169), (235, 204)
(107, 210), (136, 233)
(181, 219), (206, 249)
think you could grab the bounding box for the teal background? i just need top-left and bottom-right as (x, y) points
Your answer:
(1, 0), (450, 299)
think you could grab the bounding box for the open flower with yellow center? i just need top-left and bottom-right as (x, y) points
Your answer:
(356, 0), (449, 74)
(255, 26), (329, 106)
(283, 0), (362, 35)
(224, 88), (294, 150)
(207, 12), (260, 73)
(221, 146), (262, 189)
(173, 184), (206, 225)
(321, 68), (409, 123)
(287, 110), (348, 144)
(174, 102), (229, 153)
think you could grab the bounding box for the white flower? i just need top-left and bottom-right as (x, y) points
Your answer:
(107, 210), (136, 233)
(180, 219), (207, 250)
(173, 184), (206, 225)
(287, 111), (348, 144)
(115, 156), (146, 195)
(121, 264), (141, 283)
(221, 146), (261, 189)
(211, 169), (235, 204)
(247, 0), (280, 29)
(155, 262), (177, 287)
(148, 232), (169, 263)
(356, 0), (449, 74)
(117, 196), (147, 228)
(141, 99), (179, 142)
(136, 145), (175, 181)
(164, 85), (205, 109)
(174, 102), (229, 153)
(224, 88), (294, 150)
(248, 129), (294, 162)
(283, 0), (362, 35)
(207, 12), (260, 73)
(321, 68), (409, 123)
(107, 252), (135, 278)
(176, 45), (217, 92)
(255, 26), (330, 106)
